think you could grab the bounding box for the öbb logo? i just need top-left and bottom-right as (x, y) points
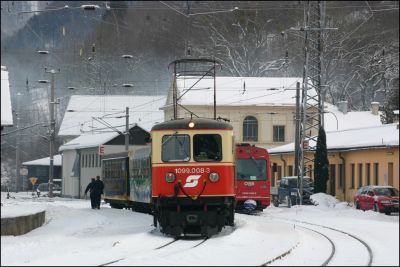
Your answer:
(183, 175), (201, 188)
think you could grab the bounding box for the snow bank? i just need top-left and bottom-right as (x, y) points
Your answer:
(310, 193), (340, 208)
(1, 202), (46, 218)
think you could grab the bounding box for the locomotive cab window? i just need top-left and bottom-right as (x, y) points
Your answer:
(162, 134), (190, 162)
(194, 134), (222, 162)
(236, 159), (267, 180)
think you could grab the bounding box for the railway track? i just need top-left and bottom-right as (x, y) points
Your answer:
(239, 212), (372, 266)
(266, 216), (373, 266)
(100, 236), (208, 266)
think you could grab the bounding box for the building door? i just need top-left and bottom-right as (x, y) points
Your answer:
(330, 164), (336, 196)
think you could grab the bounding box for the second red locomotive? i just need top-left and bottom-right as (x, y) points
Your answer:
(235, 144), (271, 211)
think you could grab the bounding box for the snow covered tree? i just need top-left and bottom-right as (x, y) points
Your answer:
(381, 77), (400, 124)
(314, 127), (329, 193)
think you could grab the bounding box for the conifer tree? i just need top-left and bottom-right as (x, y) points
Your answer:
(314, 127), (329, 193)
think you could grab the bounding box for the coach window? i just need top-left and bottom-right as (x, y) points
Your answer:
(243, 116), (258, 142)
(162, 134), (190, 162)
(194, 134), (222, 162)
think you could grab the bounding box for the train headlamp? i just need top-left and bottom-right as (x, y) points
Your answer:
(188, 121), (195, 128)
(165, 172), (176, 183)
(208, 172), (220, 182)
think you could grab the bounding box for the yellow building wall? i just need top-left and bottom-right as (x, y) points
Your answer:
(164, 105), (318, 149)
(270, 146), (399, 202)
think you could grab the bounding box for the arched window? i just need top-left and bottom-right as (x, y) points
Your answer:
(243, 116), (258, 141)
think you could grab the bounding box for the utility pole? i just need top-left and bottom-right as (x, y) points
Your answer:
(294, 82), (301, 177)
(172, 63), (178, 119)
(125, 107), (129, 151)
(297, 1), (336, 205)
(45, 68), (60, 198)
(15, 93), (21, 192)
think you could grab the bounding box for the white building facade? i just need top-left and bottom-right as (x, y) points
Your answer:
(59, 126), (150, 198)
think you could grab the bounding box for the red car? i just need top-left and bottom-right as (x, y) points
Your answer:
(354, 185), (399, 215)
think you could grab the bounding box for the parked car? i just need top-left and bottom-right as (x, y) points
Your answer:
(354, 185), (399, 215)
(36, 183), (61, 197)
(271, 176), (314, 207)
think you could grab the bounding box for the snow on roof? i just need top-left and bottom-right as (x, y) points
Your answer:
(58, 95), (165, 136)
(59, 131), (118, 151)
(172, 77), (315, 106)
(22, 154), (62, 166)
(1, 66), (13, 126)
(269, 123), (399, 154)
(323, 102), (382, 132)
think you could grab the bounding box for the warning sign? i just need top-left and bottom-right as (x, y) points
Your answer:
(29, 177), (38, 185)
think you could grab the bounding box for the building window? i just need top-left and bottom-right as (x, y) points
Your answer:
(330, 164), (336, 195)
(366, 163), (371, 185)
(277, 165), (282, 181)
(351, 164), (355, 189)
(358, 163), (363, 188)
(273, 126), (285, 142)
(306, 114), (313, 124)
(339, 164), (344, 189)
(271, 163), (277, 186)
(288, 165), (293, 176)
(243, 116), (258, 141)
(388, 162), (393, 186)
(374, 163), (379, 185)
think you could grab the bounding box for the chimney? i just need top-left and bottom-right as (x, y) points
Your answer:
(371, 102), (379, 115)
(338, 101), (348, 114)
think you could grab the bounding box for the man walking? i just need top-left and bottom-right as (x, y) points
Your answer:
(92, 175), (104, 209)
(84, 178), (96, 209)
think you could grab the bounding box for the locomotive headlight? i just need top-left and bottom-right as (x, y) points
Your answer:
(165, 172), (176, 183)
(208, 172), (220, 182)
(188, 121), (195, 128)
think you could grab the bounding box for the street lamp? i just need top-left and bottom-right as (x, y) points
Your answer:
(15, 92), (23, 192)
(81, 4), (100, 10)
(121, 54), (133, 59)
(36, 65), (60, 198)
(323, 111), (339, 131)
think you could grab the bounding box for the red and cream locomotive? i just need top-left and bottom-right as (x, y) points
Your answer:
(151, 117), (236, 237)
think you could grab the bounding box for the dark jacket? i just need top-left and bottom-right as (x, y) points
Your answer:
(85, 180), (95, 195)
(92, 179), (104, 195)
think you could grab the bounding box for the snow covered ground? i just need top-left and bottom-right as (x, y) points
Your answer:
(1, 192), (398, 266)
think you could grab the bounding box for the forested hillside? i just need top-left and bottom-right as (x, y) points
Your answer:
(1, 1), (398, 185)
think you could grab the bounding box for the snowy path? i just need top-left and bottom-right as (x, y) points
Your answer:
(1, 193), (398, 266)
